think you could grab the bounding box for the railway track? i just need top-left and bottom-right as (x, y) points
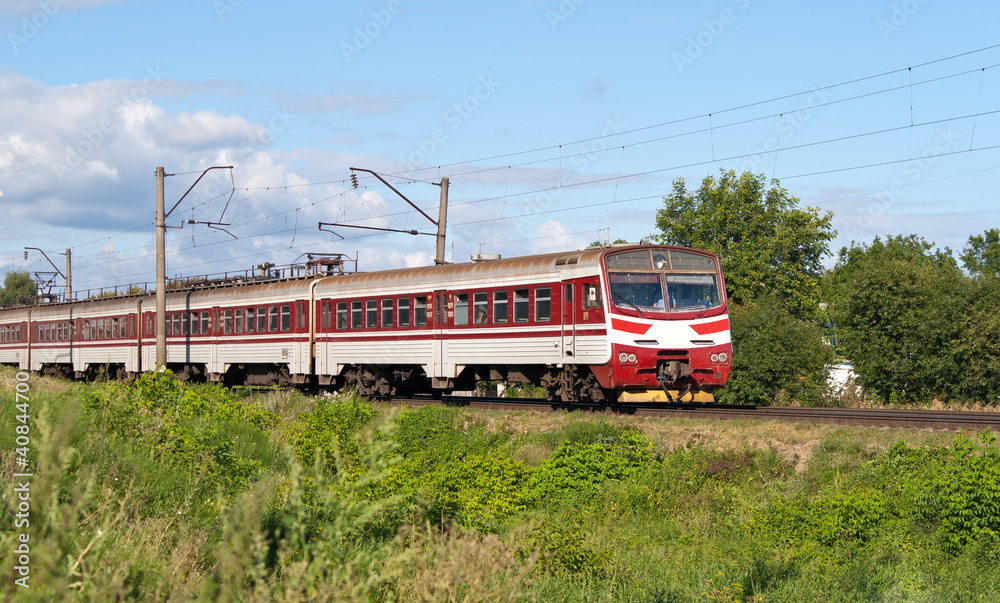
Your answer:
(387, 395), (1000, 431)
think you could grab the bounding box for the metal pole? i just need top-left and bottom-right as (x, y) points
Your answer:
(435, 177), (449, 265)
(155, 166), (166, 369)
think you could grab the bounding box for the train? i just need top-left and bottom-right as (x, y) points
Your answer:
(0, 244), (732, 404)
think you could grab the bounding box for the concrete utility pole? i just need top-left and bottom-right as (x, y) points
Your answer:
(155, 166), (166, 369)
(155, 165), (233, 370)
(337, 168), (451, 265)
(435, 177), (449, 265)
(64, 249), (71, 301)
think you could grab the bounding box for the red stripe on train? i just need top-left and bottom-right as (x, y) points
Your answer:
(690, 318), (729, 335)
(610, 318), (651, 335)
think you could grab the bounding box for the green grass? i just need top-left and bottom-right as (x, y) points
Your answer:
(1, 366), (999, 601)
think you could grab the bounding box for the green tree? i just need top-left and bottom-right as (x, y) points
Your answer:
(0, 271), (36, 306)
(654, 169), (835, 318)
(961, 228), (1000, 279)
(718, 295), (833, 406)
(823, 235), (966, 403)
(954, 277), (1000, 403)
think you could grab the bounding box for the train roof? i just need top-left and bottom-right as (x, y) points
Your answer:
(0, 244), (716, 312)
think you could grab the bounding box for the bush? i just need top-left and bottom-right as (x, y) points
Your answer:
(528, 431), (658, 505)
(83, 371), (277, 494)
(289, 391), (378, 475)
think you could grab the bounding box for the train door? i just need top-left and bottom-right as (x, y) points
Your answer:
(432, 290), (447, 380)
(561, 281), (577, 358)
(210, 306), (221, 374)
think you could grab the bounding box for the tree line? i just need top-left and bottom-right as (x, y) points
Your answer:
(655, 169), (1000, 406)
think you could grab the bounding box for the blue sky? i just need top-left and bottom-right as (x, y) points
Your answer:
(1, 0), (999, 297)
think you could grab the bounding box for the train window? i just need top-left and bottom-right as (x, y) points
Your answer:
(535, 287), (551, 322)
(177, 314), (186, 336)
(606, 250), (652, 270)
(414, 296), (427, 327)
(234, 309), (243, 334)
(454, 293), (469, 326)
(320, 302), (331, 331)
(435, 295), (443, 326)
(224, 309), (233, 335)
(128, 316), (134, 339)
(513, 289), (529, 322)
(111, 317), (118, 338)
(366, 300), (377, 329)
(101, 318), (108, 339)
(190, 313), (199, 336)
(257, 306), (267, 333)
(473, 292), (488, 325)
(351, 301), (363, 329)
(201, 311), (210, 335)
(398, 297), (410, 328)
(246, 308), (255, 333)
(173, 314), (181, 337)
(382, 299), (393, 328)
(280, 305), (291, 332)
(493, 291), (508, 323)
(269, 306), (279, 332)
(669, 250), (717, 272)
(583, 283), (602, 310)
(83, 321), (89, 340)
(337, 302), (348, 330)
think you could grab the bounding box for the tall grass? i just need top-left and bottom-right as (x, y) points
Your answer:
(2, 367), (999, 601)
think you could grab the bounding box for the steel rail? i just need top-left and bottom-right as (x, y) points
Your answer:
(384, 396), (1000, 431)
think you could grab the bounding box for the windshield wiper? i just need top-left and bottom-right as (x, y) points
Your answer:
(612, 291), (644, 316)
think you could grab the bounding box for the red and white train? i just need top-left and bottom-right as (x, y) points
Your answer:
(0, 245), (731, 403)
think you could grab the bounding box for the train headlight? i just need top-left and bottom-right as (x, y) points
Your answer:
(711, 354), (719, 362)
(719, 352), (728, 363)
(627, 354), (636, 363)
(618, 352), (629, 363)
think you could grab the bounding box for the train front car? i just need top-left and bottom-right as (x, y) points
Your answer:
(598, 246), (731, 403)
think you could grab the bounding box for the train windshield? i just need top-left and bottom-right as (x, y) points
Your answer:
(606, 249), (723, 314)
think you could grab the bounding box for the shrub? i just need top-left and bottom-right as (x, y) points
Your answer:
(82, 371), (277, 494)
(528, 431), (658, 505)
(421, 454), (531, 531)
(288, 391), (378, 475)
